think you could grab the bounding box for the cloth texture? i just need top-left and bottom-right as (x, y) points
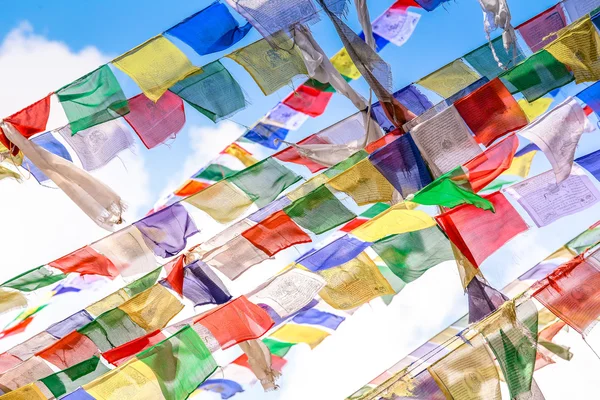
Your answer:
(186, 180), (253, 224)
(327, 158), (395, 205)
(50, 246), (118, 277)
(242, 210), (312, 257)
(417, 60), (481, 98)
(22, 131), (72, 182)
(516, 4), (567, 52)
(297, 235), (372, 272)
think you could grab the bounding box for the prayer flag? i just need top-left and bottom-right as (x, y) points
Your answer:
(291, 308), (345, 330)
(282, 85), (334, 117)
(372, 9), (421, 47)
(517, 98), (553, 122)
(371, 86), (432, 134)
(243, 122), (289, 150)
(40, 356), (110, 398)
(7, 331), (57, 361)
(464, 36), (526, 80)
(576, 149), (600, 182)
(270, 324), (330, 349)
(297, 235), (372, 272)
(170, 260), (232, 306)
(79, 309), (147, 352)
(49, 246), (119, 278)
(56, 65), (129, 134)
(0, 383), (47, 400)
(242, 210), (312, 257)
(328, 159), (395, 205)
(203, 235), (270, 280)
(113, 35), (201, 102)
(102, 330), (167, 366)
(351, 204), (435, 242)
(0, 357), (54, 391)
(331, 48), (361, 80)
(517, 4), (567, 52)
(195, 164), (237, 182)
(566, 221), (600, 254)
(47, 310), (94, 339)
(576, 80), (600, 114)
(124, 91), (185, 149)
(463, 134), (519, 192)
(467, 275), (508, 323)
(414, 0), (450, 11)
(117, 285), (184, 332)
(165, 1), (252, 56)
(83, 359), (163, 399)
(169, 61), (246, 122)
(22, 132), (73, 183)
(36, 331), (100, 369)
(323, 151), (369, 178)
(174, 180), (209, 197)
(1, 265), (66, 292)
(0, 94), (50, 155)
(564, 0), (600, 22)
(262, 338), (295, 358)
(416, 60), (481, 98)
(264, 103), (310, 131)
(248, 196), (292, 223)
(274, 134), (329, 173)
(186, 180), (253, 224)
(0, 353), (21, 374)
(199, 379), (244, 399)
(436, 192), (528, 267)
(222, 143), (258, 167)
(454, 79), (528, 146)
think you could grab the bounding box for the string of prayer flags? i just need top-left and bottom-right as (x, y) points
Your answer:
(243, 122), (289, 150)
(242, 211), (311, 257)
(186, 180), (253, 223)
(467, 275), (508, 323)
(49, 246), (118, 278)
(372, 8), (421, 47)
(123, 91), (185, 149)
(454, 78), (528, 146)
(564, 0), (600, 22)
(162, 260), (232, 306)
(327, 159), (395, 206)
(371, 226), (454, 283)
(416, 60), (481, 98)
(22, 132), (72, 183)
(165, 1), (252, 56)
(436, 192), (528, 267)
(1, 266), (66, 293)
(102, 330), (167, 366)
(274, 135), (329, 173)
(228, 158), (301, 208)
(500, 50), (574, 102)
(505, 166), (600, 227)
(371, 86), (433, 133)
(297, 235), (372, 272)
(227, 33), (308, 96)
(113, 35), (201, 102)
(546, 16), (600, 84)
(351, 204), (435, 242)
(410, 106), (483, 177)
(57, 119), (135, 171)
(516, 4), (567, 53)
(47, 310), (94, 339)
(203, 235), (270, 280)
(533, 250), (600, 335)
(169, 61), (246, 123)
(56, 65), (129, 134)
(264, 103), (310, 131)
(133, 203), (198, 258)
(519, 97), (593, 183)
(283, 185), (356, 235)
(282, 85), (334, 117)
(464, 36), (526, 80)
(39, 356), (110, 399)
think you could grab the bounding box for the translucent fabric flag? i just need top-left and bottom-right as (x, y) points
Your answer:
(274, 134), (329, 173)
(533, 251), (600, 335)
(369, 134), (432, 198)
(165, 1), (252, 56)
(203, 235), (270, 280)
(113, 35), (201, 102)
(162, 260), (232, 306)
(123, 91), (185, 149)
(40, 356), (110, 399)
(195, 296), (274, 349)
(564, 0), (600, 23)
(436, 192), (528, 267)
(467, 275), (508, 323)
(428, 334), (501, 400)
(327, 159), (395, 206)
(227, 33), (308, 96)
(416, 60), (481, 98)
(463, 134), (519, 192)
(199, 378), (244, 399)
(47, 310), (94, 339)
(282, 85), (334, 117)
(297, 235), (371, 272)
(243, 122), (289, 150)
(124, 268), (163, 298)
(0, 357), (53, 391)
(264, 103), (310, 131)
(22, 132), (73, 183)
(454, 78), (528, 146)
(222, 143), (258, 168)
(36, 331), (100, 369)
(500, 50), (574, 102)
(195, 164), (237, 183)
(286, 174), (329, 202)
(567, 221), (600, 254)
(50, 246), (119, 277)
(331, 48), (361, 80)
(352, 204), (435, 242)
(546, 17), (600, 84)
(516, 4), (567, 52)
(292, 308), (345, 330)
(464, 36), (526, 80)
(242, 210), (311, 257)
(7, 331), (57, 361)
(133, 203), (198, 258)
(91, 226), (157, 278)
(79, 309), (147, 352)
(228, 158), (301, 208)
(283, 185), (356, 235)
(57, 119), (134, 171)
(576, 80), (600, 114)
(318, 252), (394, 310)
(269, 323), (330, 350)
(186, 180), (253, 224)
(372, 226), (453, 283)
(520, 97), (593, 183)
(82, 359), (163, 399)
(118, 285), (184, 332)
(371, 85), (433, 134)
(0, 95), (51, 156)
(1, 265), (66, 292)
(410, 106), (482, 177)
(505, 166), (600, 227)
(0, 383), (47, 400)
(372, 9), (421, 47)
(576, 149), (600, 182)
(0, 353), (21, 374)
(56, 66), (129, 134)
(169, 61), (246, 122)
(102, 330), (167, 366)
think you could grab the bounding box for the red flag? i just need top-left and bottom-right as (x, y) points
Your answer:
(0, 94), (52, 155)
(36, 331), (99, 369)
(242, 210), (312, 257)
(464, 134), (519, 192)
(274, 134), (329, 173)
(364, 129), (403, 153)
(102, 330), (166, 366)
(49, 246), (119, 278)
(165, 255), (185, 297)
(282, 85), (333, 117)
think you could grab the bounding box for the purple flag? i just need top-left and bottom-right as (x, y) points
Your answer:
(371, 85), (432, 133)
(62, 388), (95, 400)
(291, 308), (345, 330)
(134, 203), (199, 258)
(467, 276), (508, 323)
(259, 299), (319, 326)
(46, 310), (93, 339)
(248, 196), (292, 223)
(297, 235), (371, 272)
(162, 260), (231, 306)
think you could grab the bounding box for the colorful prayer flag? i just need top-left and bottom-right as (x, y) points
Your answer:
(49, 246), (119, 278)
(186, 180), (253, 224)
(297, 235), (372, 272)
(416, 60), (481, 98)
(282, 85), (334, 117)
(328, 159), (395, 206)
(1, 265), (66, 292)
(242, 210), (312, 257)
(517, 4), (567, 53)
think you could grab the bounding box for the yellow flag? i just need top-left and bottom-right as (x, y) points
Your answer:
(223, 143), (258, 167)
(270, 324), (330, 349)
(327, 159), (395, 206)
(331, 48), (361, 80)
(286, 175), (328, 202)
(0, 384), (47, 400)
(502, 151), (536, 178)
(417, 60), (481, 98)
(118, 285), (183, 331)
(351, 206), (435, 242)
(186, 180), (253, 223)
(518, 98), (552, 122)
(86, 289), (130, 317)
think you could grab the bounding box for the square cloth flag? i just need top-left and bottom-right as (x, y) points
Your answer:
(371, 85), (433, 133)
(22, 131), (73, 183)
(57, 119), (134, 171)
(500, 50), (574, 102)
(369, 133), (432, 198)
(7, 331), (57, 361)
(297, 235), (372, 271)
(454, 78), (528, 146)
(227, 158), (301, 208)
(464, 36), (526, 80)
(0, 94), (51, 156)
(227, 33), (308, 96)
(517, 4), (567, 53)
(416, 60), (481, 98)
(243, 122), (289, 150)
(372, 9), (421, 47)
(264, 103), (310, 130)
(327, 159), (395, 206)
(36, 331), (99, 370)
(40, 356), (110, 399)
(576, 148), (600, 181)
(283, 185), (356, 235)
(435, 192), (528, 268)
(124, 91), (185, 149)
(50, 246), (118, 277)
(564, 0), (600, 21)
(282, 85), (334, 117)
(0, 265), (65, 292)
(117, 285), (183, 332)
(161, 260), (232, 306)
(546, 17), (600, 84)
(242, 210), (311, 257)
(186, 180), (253, 224)
(165, 1), (252, 56)
(134, 203), (198, 258)
(102, 330), (167, 366)
(203, 235), (270, 280)
(331, 48), (361, 80)
(462, 134), (519, 192)
(113, 35), (201, 102)
(47, 310), (94, 339)
(82, 359), (163, 399)
(351, 206), (435, 242)
(79, 308), (147, 352)
(56, 65), (129, 134)
(274, 134), (329, 173)
(169, 61), (246, 122)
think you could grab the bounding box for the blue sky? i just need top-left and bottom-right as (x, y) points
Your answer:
(0, 0), (559, 209)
